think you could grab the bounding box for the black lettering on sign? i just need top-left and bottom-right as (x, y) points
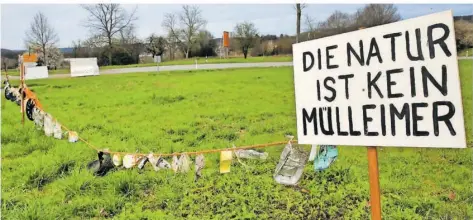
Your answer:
(326, 45), (339, 69)
(324, 77), (336, 102)
(318, 49), (322, 70)
(317, 80), (321, 101)
(348, 106), (361, 136)
(383, 32), (401, 62)
(410, 67), (416, 97)
(427, 23), (452, 59)
(347, 40), (364, 66)
(302, 108), (317, 135)
(380, 104), (386, 136)
(368, 71), (384, 99)
(405, 28), (425, 61)
(338, 74), (354, 100)
(386, 68), (404, 98)
(421, 65), (448, 97)
(303, 52), (314, 72)
(367, 37), (383, 66)
(412, 102), (429, 136)
(319, 107), (334, 135)
(363, 104), (378, 136)
(336, 107), (349, 136)
(390, 103), (411, 136)
(432, 101), (456, 136)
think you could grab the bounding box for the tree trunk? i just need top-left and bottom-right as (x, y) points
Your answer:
(243, 47), (248, 59)
(42, 44), (47, 67)
(185, 48), (189, 59)
(108, 38), (113, 66)
(108, 48), (113, 66)
(296, 4), (301, 43)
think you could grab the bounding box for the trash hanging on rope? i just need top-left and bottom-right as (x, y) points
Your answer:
(274, 138), (309, 186)
(3, 78), (339, 182)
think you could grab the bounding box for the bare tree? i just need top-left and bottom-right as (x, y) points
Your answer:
(304, 14), (317, 40)
(294, 4), (307, 43)
(162, 13), (181, 60)
(82, 4), (137, 65)
(180, 5), (206, 58)
(162, 5), (207, 59)
(318, 11), (352, 30)
(25, 12), (59, 67)
(119, 25), (138, 45)
(354, 4), (401, 28)
(234, 21), (258, 59)
(119, 25), (144, 63)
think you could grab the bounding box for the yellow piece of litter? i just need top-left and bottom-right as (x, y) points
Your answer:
(220, 150), (233, 174)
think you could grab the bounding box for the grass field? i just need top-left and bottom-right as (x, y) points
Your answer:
(1, 55), (292, 76)
(1, 60), (472, 219)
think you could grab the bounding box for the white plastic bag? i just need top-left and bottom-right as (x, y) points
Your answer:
(273, 142), (308, 186)
(112, 154), (122, 167)
(123, 154), (138, 169)
(157, 157), (171, 170)
(53, 120), (63, 139)
(43, 113), (54, 137)
(32, 107), (45, 130)
(178, 154), (191, 173)
(195, 154), (205, 181)
(235, 149), (268, 160)
(171, 155), (179, 173)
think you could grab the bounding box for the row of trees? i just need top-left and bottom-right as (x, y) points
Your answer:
(296, 4), (401, 42)
(3, 4), (471, 70)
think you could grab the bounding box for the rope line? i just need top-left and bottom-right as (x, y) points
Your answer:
(59, 123), (100, 152)
(8, 80), (299, 158)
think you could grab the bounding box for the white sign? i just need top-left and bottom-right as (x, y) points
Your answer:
(292, 10), (466, 148)
(25, 66), (48, 80)
(68, 58), (100, 77)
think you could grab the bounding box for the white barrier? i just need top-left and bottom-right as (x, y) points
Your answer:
(68, 58), (100, 77)
(25, 66), (48, 80)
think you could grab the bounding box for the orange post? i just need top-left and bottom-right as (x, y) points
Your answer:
(223, 31), (230, 48)
(21, 64), (25, 125)
(2, 71), (6, 110)
(367, 146), (381, 220)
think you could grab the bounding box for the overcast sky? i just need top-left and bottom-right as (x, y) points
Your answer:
(1, 4), (472, 49)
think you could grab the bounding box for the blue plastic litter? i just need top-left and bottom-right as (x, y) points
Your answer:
(314, 145), (338, 171)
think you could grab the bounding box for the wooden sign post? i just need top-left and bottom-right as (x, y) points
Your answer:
(292, 11), (466, 219)
(20, 63), (25, 125)
(367, 146), (381, 219)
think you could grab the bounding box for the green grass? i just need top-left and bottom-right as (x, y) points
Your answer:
(1, 55), (292, 76)
(459, 48), (473, 57)
(1, 60), (472, 219)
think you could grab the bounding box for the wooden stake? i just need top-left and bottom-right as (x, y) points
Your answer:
(367, 146), (382, 220)
(2, 71), (7, 110)
(21, 64), (25, 125)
